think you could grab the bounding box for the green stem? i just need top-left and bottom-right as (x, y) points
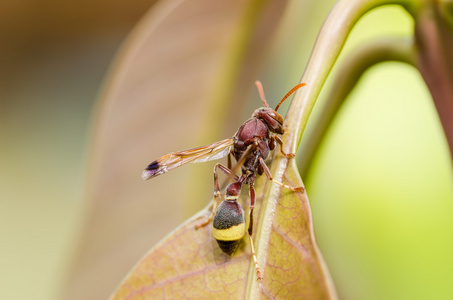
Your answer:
(283, 0), (416, 154)
(299, 37), (416, 176)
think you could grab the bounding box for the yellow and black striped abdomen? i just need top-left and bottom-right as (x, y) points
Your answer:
(212, 200), (246, 255)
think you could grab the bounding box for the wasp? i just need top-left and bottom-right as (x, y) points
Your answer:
(143, 81), (305, 279)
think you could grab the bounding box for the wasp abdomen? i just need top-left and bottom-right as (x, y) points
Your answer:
(215, 239), (241, 256)
(212, 200), (245, 255)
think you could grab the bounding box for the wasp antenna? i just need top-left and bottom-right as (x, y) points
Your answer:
(275, 83), (306, 112)
(255, 80), (270, 108)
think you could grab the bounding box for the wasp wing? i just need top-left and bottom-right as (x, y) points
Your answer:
(142, 138), (234, 180)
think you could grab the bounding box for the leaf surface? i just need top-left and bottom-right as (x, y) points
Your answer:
(112, 157), (335, 299)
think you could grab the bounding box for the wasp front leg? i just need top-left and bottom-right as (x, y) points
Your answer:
(270, 135), (295, 159)
(195, 163), (237, 229)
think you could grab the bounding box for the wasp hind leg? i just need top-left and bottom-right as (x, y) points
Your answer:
(195, 163), (236, 229)
(248, 182), (263, 280)
(195, 200), (218, 230)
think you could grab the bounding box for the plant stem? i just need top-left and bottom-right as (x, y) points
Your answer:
(282, 0), (416, 153)
(299, 37), (416, 176)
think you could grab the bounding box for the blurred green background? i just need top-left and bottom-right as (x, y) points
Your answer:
(1, 1), (452, 300)
(305, 5), (453, 300)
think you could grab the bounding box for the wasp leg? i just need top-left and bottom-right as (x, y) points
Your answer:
(195, 163), (236, 229)
(249, 235), (263, 280)
(247, 181), (262, 280)
(195, 199), (219, 230)
(258, 157), (304, 192)
(248, 180), (256, 235)
(272, 135), (295, 158)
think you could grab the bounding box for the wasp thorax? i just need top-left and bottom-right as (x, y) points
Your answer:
(212, 200), (246, 255)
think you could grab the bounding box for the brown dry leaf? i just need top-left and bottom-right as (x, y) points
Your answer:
(111, 159), (336, 299)
(62, 0), (290, 299)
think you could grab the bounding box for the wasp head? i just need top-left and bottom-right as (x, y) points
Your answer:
(253, 107), (284, 134)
